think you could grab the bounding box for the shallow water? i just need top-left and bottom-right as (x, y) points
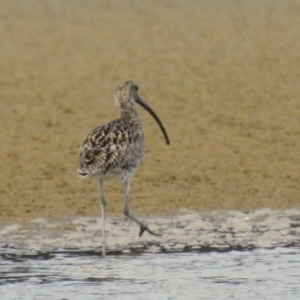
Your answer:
(1, 247), (299, 300)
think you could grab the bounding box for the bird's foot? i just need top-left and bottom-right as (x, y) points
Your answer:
(139, 225), (162, 237)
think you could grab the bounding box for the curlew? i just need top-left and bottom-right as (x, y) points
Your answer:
(77, 80), (170, 256)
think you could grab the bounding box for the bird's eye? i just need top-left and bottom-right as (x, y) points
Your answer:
(134, 85), (138, 91)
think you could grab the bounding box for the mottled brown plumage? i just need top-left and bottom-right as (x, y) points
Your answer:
(78, 119), (143, 179)
(77, 80), (170, 256)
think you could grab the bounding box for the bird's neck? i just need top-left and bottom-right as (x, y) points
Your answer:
(120, 107), (141, 125)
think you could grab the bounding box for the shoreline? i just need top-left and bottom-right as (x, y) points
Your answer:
(1, 208), (299, 255)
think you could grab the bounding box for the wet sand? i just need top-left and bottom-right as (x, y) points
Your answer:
(1, 208), (299, 253)
(1, 0), (300, 224)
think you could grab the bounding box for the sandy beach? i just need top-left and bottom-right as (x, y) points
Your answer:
(1, 0), (300, 224)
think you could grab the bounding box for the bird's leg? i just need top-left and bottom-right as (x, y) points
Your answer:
(123, 175), (161, 237)
(98, 179), (107, 257)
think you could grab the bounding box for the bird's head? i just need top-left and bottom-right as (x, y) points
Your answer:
(114, 80), (170, 145)
(114, 80), (139, 109)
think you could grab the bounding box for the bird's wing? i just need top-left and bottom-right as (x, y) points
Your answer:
(78, 120), (134, 176)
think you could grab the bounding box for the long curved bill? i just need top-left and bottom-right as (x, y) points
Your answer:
(136, 97), (170, 145)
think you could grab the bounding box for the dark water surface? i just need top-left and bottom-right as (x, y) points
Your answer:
(0, 247), (299, 300)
